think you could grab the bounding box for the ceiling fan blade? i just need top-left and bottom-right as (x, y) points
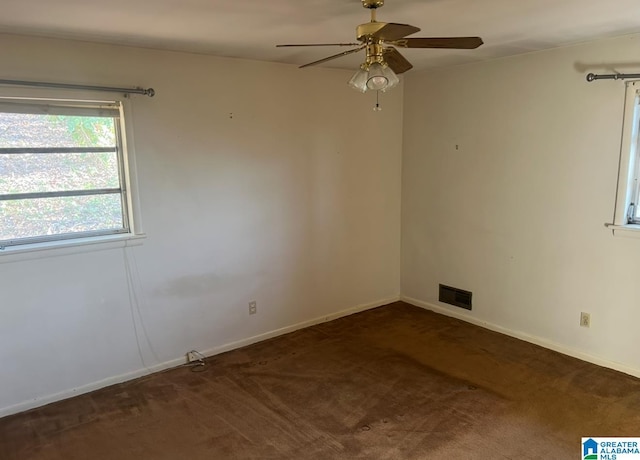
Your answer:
(277, 43), (361, 48)
(394, 37), (484, 49)
(299, 45), (366, 68)
(383, 47), (413, 74)
(371, 23), (420, 41)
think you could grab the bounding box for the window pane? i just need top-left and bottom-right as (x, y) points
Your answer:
(0, 113), (116, 148)
(0, 152), (120, 194)
(0, 101), (130, 247)
(0, 194), (124, 241)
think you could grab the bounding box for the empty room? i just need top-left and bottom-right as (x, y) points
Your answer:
(1, 0), (640, 458)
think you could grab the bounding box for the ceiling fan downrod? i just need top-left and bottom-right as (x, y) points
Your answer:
(362, 0), (384, 22)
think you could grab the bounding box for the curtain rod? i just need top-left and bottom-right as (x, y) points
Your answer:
(0, 78), (155, 97)
(586, 72), (640, 82)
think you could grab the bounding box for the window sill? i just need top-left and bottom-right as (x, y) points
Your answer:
(0, 233), (146, 264)
(605, 223), (640, 239)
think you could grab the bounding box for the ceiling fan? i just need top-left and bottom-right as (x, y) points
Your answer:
(277, 0), (483, 93)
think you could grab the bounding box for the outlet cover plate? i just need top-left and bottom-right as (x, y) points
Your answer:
(580, 312), (591, 328)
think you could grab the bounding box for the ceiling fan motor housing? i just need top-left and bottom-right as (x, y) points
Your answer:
(365, 43), (385, 65)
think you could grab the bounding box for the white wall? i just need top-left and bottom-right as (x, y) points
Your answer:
(0, 34), (403, 415)
(402, 34), (640, 376)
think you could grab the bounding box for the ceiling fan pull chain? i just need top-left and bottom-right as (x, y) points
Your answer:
(374, 91), (382, 111)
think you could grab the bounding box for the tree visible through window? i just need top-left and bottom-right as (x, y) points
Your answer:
(0, 98), (130, 248)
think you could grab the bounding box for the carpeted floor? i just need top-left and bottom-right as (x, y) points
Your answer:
(1, 302), (639, 459)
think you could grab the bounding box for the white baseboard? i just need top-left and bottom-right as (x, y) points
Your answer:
(191, 295), (400, 360)
(0, 295), (399, 418)
(401, 296), (640, 379)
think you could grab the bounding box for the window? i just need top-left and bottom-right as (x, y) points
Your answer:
(0, 97), (135, 248)
(612, 81), (640, 230)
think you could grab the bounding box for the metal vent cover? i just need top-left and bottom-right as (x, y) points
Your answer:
(439, 284), (472, 310)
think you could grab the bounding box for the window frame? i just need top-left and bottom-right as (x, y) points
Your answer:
(0, 87), (144, 255)
(611, 81), (640, 233)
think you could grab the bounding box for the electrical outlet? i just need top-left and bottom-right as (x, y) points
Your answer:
(249, 301), (257, 315)
(580, 312), (591, 328)
(187, 351), (198, 363)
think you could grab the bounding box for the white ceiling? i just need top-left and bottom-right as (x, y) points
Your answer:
(2, 0), (640, 72)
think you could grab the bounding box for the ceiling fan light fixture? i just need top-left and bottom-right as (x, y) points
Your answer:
(366, 62), (389, 91)
(348, 65), (369, 93)
(348, 61), (399, 93)
(380, 63), (399, 92)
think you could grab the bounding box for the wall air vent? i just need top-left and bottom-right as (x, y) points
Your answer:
(439, 284), (472, 310)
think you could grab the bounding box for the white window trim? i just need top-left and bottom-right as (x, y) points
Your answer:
(609, 80), (640, 237)
(0, 233), (146, 264)
(0, 86), (145, 258)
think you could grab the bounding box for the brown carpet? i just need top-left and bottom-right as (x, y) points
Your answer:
(1, 302), (639, 459)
